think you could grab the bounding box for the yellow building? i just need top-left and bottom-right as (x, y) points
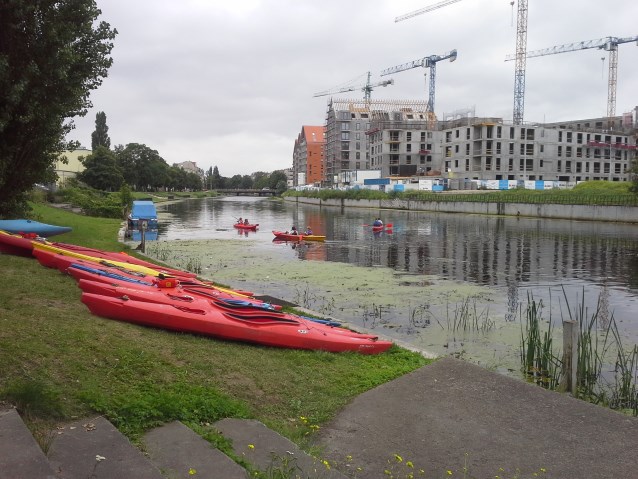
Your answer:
(55, 149), (90, 187)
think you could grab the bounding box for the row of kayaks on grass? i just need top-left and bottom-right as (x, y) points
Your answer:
(0, 228), (393, 354)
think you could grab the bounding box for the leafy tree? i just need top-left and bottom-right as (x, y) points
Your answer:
(227, 174), (243, 189)
(77, 146), (123, 191)
(240, 175), (253, 188)
(212, 166), (223, 189)
(268, 171), (288, 191)
(252, 171), (270, 190)
(91, 111), (111, 150)
(119, 182), (132, 218)
(115, 143), (168, 191)
(0, 0), (117, 216)
(204, 166), (213, 190)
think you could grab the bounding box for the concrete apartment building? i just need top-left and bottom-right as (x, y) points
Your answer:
(320, 99), (638, 186)
(292, 125), (325, 187)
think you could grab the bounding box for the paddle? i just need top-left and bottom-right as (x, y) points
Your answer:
(364, 223), (393, 228)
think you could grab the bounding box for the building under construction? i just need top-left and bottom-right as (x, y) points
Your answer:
(307, 98), (638, 187)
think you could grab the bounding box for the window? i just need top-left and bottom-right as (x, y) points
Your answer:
(341, 122), (349, 131)
(406, 155), (412, 164)
(407, 132), (412, 141)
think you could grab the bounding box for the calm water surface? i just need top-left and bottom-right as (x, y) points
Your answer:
(154, 196), (638, 355)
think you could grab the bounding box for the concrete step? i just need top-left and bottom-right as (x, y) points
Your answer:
(0, 408), (56, 479)
(143, 420), (248, 479)
(47, 415), (164, 479)
(1, 408), (344, 478)
(214, 418), (348, 479)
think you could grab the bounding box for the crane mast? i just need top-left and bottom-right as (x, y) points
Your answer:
(505, 35), (638, 118)
(512, 0), (528, 125)
(381, 50), (457, 113)
(312, 72), (394, 102)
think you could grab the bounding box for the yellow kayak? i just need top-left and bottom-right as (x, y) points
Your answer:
(31, 242), (170, 277)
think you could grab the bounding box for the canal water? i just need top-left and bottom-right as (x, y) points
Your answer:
(145, 196), (638, 372)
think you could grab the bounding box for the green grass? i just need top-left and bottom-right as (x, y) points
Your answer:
(0, 203), (430, 446)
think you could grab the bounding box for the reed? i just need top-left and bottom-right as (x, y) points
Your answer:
(446, 297), (495, 334)
(519, 294), (562, 389)
(519, 288), (638, 416)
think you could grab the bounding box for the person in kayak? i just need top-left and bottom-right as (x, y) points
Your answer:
(305, 226), (313, 235)
(373, 218), (383, 227)
(244, 218), (249, 225)
(237, 217), (243, 224)
(290, 226), (299, 235)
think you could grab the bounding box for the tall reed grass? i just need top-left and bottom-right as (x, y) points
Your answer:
(519, 288), (638, 415)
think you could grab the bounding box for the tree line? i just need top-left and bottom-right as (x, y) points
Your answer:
(80, 112), (288, 193)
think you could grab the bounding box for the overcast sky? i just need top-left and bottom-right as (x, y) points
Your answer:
(67, 0), (638, 177)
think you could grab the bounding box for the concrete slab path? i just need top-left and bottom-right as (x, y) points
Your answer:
(315, 357), (638, 479)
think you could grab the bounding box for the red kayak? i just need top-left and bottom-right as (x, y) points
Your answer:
(0, 231), (38, 257)
(371, 223), (393, 232)
(233, 223), (259, 231)
(81, 292), (393, 354)
(76, 278), (279, 310)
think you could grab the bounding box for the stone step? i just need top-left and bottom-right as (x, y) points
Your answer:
(1, 408), (344, 479)
(0, 408), (57, 479)
(143, 420), (248, 479)
(214, 418), (348, 479)
(47, 415), (164, 479)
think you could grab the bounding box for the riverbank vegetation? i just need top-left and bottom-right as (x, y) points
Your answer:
(285, 180), (638, 206)
(0, 203), (429, 449)
(520, 290), (637, 416)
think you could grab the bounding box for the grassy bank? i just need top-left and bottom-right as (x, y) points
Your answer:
(0, 203), (430, 448)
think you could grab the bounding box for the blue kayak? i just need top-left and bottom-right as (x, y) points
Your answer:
(0, 219), (72, 237)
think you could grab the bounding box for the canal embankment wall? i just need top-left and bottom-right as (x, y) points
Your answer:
(283, 196), (638, 224)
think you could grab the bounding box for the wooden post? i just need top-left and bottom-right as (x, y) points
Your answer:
(140, 220), (147, 253)
(560, 320), (579, 395)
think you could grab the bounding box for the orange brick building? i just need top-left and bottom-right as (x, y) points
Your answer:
(292, 126), (325, 186)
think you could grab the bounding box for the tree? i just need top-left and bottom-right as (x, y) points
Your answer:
(0, 1), (117, 216)
(115, 143), (168, 191)
(77, 146), (123, 191)
(91, 111), (111, 150)
(212, 166), (223, 189)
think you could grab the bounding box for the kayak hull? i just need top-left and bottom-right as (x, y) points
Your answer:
(81, 293), (393, 354)
(0, 219), (71, 237)
(272, 231), (325, 242)
(233, 223), (259, 231)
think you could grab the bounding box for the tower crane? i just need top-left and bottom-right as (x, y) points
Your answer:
(392, 0), (530, 125)
(395, 0), (463, 23)
(512, 0), (528, 125)
(380, 50), (457, 114)
(506, 35), (638, 119)
(312, 72), (394, 102)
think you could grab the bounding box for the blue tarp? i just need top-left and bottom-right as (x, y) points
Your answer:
(130, 200), (157, 220)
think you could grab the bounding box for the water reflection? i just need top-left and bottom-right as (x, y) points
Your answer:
(157, 196), (638, 342)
